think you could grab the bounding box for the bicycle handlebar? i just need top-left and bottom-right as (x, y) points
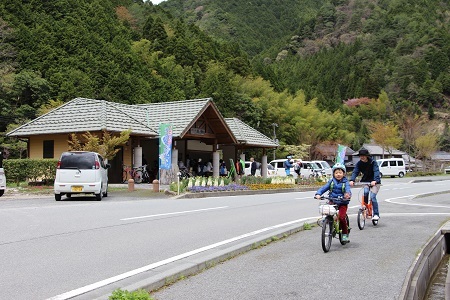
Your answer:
(352, 182), (373, 186)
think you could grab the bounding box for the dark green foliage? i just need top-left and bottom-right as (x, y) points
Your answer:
(3, 159), (57, 185)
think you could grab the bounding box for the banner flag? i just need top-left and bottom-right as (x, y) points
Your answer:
(336, 144), (347, 165)
(159, 123), (173, 170)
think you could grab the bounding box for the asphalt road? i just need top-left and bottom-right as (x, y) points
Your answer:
(151, 181), (450, 300)
(0, 176), (449, 300)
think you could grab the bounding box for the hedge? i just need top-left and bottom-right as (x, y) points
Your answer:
(3, 159), (58, 185)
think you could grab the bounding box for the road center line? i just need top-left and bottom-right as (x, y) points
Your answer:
(120, 206), (229, 221)
(48, 216), (315, 300)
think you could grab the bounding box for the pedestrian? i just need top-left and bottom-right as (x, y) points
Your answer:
(250, 157), (257, 176)
(197, 158), (205, 176)
(349, 148), (382, 221)
(205, 159), (213, 177)
(315, 163), (352, 242)
(219, 159), (227, 176)
(294, 159), (302, 177)
(284, 155), (293, 176)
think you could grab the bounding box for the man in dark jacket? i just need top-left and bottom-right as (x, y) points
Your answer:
(349, 148), (382, 220)
(250, 157), (257, 176)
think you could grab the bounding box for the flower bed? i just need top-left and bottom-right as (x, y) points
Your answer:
(170, 175), (326, 194)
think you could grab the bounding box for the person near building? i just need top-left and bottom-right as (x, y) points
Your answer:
(250, 157), (257, 176)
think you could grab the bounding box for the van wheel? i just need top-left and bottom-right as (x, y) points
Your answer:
(0, 190), (4, 197)
(95, 188), (103, 201)
(398, 172), (405, 178)
(95, 192), (102, 201)
(55, 194), (62, 201)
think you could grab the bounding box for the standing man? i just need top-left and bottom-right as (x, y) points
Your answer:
(250, 157), (257, 176)
(349, 148), (382, 221)
(284, 155), (293, 176)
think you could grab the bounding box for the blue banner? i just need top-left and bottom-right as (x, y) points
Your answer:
(336, 144), (347, 165)
(159, 123), (173, 170)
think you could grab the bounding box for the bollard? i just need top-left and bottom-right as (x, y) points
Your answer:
(152, 179), (159, 192)
(128, 178), (134, 192)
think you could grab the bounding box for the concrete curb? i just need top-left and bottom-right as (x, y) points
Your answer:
(398, 221), (450, 300)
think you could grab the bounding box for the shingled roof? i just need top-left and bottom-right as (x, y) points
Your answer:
(6, 98), (157, 137)
(225, 118), (278, 148)
(7, 98), (277, 148)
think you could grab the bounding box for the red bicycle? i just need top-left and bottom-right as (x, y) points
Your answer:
(355, 182), (379, 229)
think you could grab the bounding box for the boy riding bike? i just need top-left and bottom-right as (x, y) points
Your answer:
(349, 148), (382, 221)
(315, 163), (352, 242)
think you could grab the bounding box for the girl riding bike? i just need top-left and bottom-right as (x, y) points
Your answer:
(315, 163), (352, 242)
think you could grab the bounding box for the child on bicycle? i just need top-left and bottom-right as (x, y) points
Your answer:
(315, 163), (352, 242)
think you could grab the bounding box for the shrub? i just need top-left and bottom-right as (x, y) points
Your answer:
(3, 159), (57, 185)
(109, 289), (153, 300)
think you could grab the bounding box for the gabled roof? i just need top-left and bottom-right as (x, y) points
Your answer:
(352, 143), (406, 156)
(225, 118), (278, 148)
(7, 98), (157, 137)
(7, 97), (280, 147)
(431, 151), (450, 161)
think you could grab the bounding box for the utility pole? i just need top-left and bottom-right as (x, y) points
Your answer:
(272, 123), (278, 160)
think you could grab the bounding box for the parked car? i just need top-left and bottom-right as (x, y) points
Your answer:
(312, 160), (332, 177)
(300, 161), (326, 178)
(244, 161), (276, 177)
(269, 158), (299, 178)
(376, 158), (406, 178)
(54, 151), (110, 201)
(0, 168), (5, 197)
(445, 166), (450, 174)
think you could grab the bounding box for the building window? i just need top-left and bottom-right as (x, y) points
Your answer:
(43, 140), (54, 158)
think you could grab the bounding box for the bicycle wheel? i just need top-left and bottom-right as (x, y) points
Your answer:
(321, 217), (333, 253)
(134, 170), (143, 184)
(357, 208), (366, 230)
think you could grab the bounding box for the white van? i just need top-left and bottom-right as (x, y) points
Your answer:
(54, 151), (110, 201)
(244, 161), (276, 177)
(269, 159), (299, 178)
(377, 158), (406, 178)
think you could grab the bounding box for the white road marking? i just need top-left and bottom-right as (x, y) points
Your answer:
(47, 216), (315, 300)
(120, 206), (229, 221)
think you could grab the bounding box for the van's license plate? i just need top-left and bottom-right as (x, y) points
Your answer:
(71, 186), (83, 192)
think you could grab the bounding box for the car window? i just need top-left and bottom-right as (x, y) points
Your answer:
(381, 161), (388, 167)
(60, 152), (96, 169)
(398, 160), (404, 166)
(389, 161), (396, 167)
(321, 161), (331, 169)
(267, 164), (274, 170)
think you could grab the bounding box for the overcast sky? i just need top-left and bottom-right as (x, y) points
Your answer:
(149, 0), (166, 4)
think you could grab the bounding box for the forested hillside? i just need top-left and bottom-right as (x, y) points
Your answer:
(163, 0), (450, 112)
(0, 0), (449, 162)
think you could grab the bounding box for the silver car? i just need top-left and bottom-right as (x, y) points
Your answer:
(54, 151), (110, 201)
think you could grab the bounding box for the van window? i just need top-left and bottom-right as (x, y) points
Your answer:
(381, 161), (388, 167)
(60, 153), (96, 169)
(398, 160), (404, 166)
(389, 161), (397, 167)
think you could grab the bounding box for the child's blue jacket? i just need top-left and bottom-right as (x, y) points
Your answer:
(315, 177), (352, 199)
